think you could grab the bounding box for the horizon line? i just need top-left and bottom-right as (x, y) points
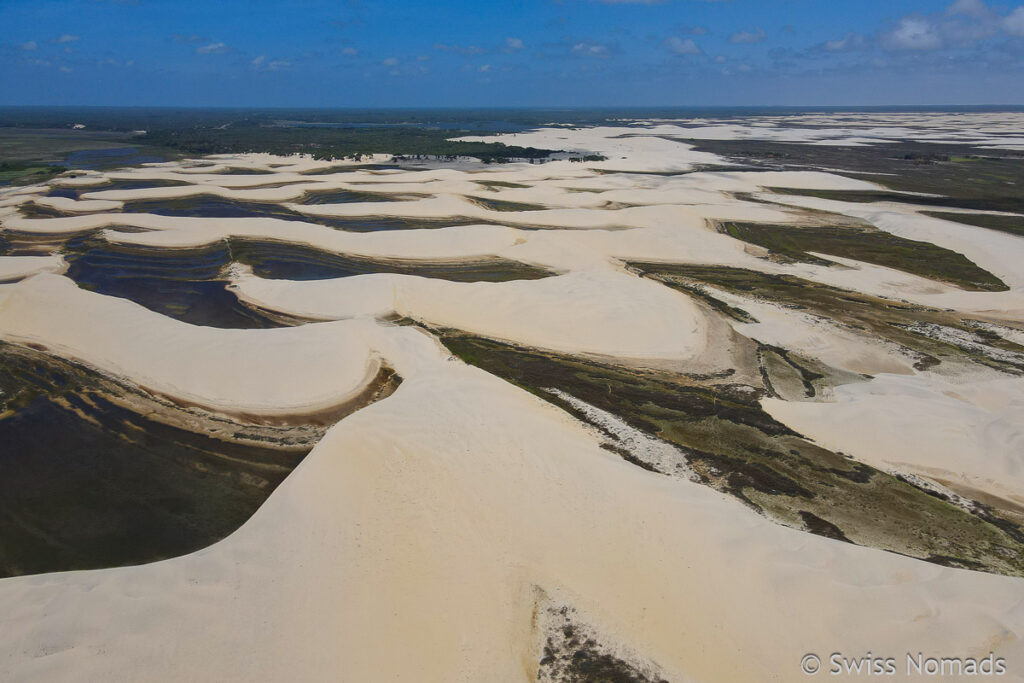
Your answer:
(2, 103), (1024, 111)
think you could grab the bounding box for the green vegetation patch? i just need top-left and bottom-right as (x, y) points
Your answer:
(139, 125), (557, 164)
(720, 221), (1008, 292)
(475, 180), (531, 189)
(921, 211), (1024, 238)
(631, 262), (1024, 375)
(16, 201), (67, 219)
(440, 331), (1024, 576)
(466, 195), (547, 212)
(688, 138), (1024, 215)
(228, 239), (556, 283)
(0, 161), (66, 186)
(771, 187), (1024, 215)
(538, 603), (668, 683)
(0, 128), (141, 164)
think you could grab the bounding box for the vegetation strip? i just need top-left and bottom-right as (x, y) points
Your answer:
(440, 330), (1024, 576)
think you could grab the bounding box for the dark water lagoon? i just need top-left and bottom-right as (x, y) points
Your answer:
(62, 146), (167, 170)
(0, 342), (306, 577)
(62, 235), (283, 328)
(119, 193), (503, 232)
(60, 236), (553, 328)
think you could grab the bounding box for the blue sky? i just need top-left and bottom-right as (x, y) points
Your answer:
(2, 0), (1024, 107)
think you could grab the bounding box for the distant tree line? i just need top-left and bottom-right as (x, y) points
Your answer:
(138, 125), (559, 164)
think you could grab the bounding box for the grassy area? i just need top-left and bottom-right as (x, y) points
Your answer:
(688, 138), (1024, 214)
(770, 187), (1024, 214)
(0, 128), (140, 163)
(0, 108), (566, 172)
(630, 262), (1024, 375)
(0, 161), (67, 186)
(440, 331), (1024, 576)
(539, 603), (667, 683)
(466, 195), (547, 212)
(720, 221), (1008, 292)
(475, 180), (531, 189)
(922, 211), (1024, 238)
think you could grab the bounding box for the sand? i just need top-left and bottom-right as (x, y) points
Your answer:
(0, 274), (378, 416)
(2, 113), (1024, 681)
(230, 269), (710, 361)
(3, 320), (1024, 682)
(0, 255), (66, 282)
(764, 371), (1024, 508)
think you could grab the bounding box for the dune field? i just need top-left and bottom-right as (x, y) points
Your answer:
(2, 112), (1024, 681)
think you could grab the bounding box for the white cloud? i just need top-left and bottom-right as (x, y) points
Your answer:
(1005, 6), (1024, 36)
(195, 41), (228, 54)
(505, 37), (524, 51)
(382, 57), (399, 66)
(434, 43), (486, 55)
(664, 36), (701, 54)
(822, 32), (867, 52)
(20, 41), (38, 51)
(59, 66), (73, 73)
(53, 34), (80, 44)
(341, 47), (359, 56)
(876, 1), (1024, 51)
(882, 17), (943, 50)
(730, 27), (765, 44)
(251, 55), (289, 70)
(478, 63), (491, 72)
(947, 0), (991, 18)
(572, 41), (610, 56)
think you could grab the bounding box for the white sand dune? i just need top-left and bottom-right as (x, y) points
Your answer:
(0, 274), (378, 416)
(612, 112), (1024, 150)
(230, 268), (710, 362)
(764, 372), (1024, 508)
(32, 195), (123, 213)
(3, 115), (1024, 682)
(1, 321), (1023, 682)
(0, 255), (66, 282)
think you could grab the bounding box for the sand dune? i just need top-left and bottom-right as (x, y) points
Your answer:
(0, 274), (378, 416)
(764, 372), (1024, 507)
(2, 115), (1024, 681)
(0, 255), (66, 282)
(230, 268), (711, 362)
(2, 319), (1024, 682)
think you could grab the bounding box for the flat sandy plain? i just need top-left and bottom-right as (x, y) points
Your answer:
(2, 112), (1024, 681)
